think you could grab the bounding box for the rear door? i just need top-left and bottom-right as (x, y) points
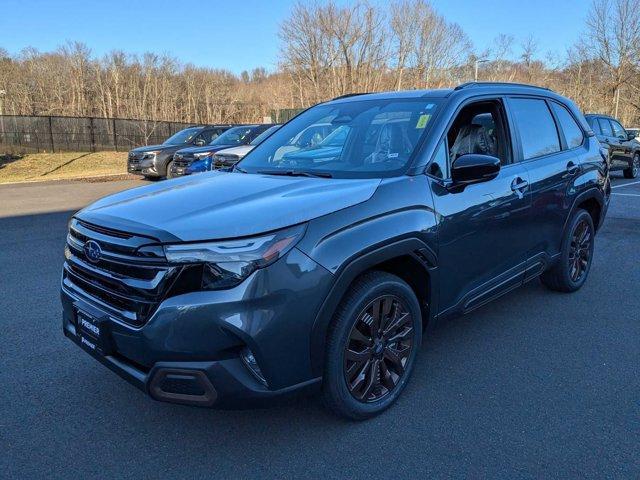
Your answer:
(507, 97), (584, 275)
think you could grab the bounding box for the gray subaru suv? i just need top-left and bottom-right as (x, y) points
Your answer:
(61, 83), (609, 419)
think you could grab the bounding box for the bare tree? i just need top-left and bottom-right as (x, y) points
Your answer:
(3, 0), (640, 127)
(584, 0), (640, 117)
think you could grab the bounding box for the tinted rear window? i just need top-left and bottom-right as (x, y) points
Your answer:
(587, 117), (602, 135)
(598, 118), (613, 136)
(510, 98), (561, 160)
(551, 102), (584, 149)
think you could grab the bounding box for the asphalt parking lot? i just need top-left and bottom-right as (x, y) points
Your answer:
(1, 175), (639, 479)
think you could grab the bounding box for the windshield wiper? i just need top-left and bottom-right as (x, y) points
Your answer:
(257, 169), (333, 178)
(233, 165), (248, 173)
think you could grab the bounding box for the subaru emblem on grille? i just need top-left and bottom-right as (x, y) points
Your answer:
(83, 240), (102, 263)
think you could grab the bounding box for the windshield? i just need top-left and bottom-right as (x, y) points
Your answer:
(249, 125), (281, 146)
(238, 99), (440, 178)
(210, 126), (256, 146)
(163, 127), (202, 145)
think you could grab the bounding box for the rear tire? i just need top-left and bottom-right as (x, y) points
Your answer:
(322, 271), (422, 420)
(541, 209), (595, 293)
(623, 153), (639, 179)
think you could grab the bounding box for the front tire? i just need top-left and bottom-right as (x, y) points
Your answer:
(322, 271), (422, 420)
(166, 160), (177, 179)
(623, 153), (639, 179)
(541, 209), (595, 293)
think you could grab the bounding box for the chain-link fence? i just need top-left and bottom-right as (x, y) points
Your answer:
(0, 115), (194, 154)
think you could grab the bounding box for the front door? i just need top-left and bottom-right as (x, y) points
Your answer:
(431, 163), (531, 315)
(429, 98), (532, 317)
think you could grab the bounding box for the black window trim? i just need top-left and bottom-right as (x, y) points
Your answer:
(425, 136), (450, 180)
(548, 99), (586, 152)
(586, 115), (602, 135)
(609, 118), (627, 139)
(506, 94), (565, 164)
(597, 116), (614, 137)
(425, 95), (515, 181)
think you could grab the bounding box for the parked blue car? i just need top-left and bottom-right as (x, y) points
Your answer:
(169, 124), (275, 177)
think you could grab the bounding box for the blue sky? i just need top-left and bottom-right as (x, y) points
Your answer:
(0, 0), (589, 73)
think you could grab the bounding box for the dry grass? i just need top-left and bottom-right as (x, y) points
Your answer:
(0, 151), (129, 184)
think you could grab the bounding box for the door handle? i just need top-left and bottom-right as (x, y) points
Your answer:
(566, 161), (579, 175)
(511, 177), (529, 193)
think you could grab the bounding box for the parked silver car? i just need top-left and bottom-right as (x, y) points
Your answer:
(213, 124), (281, 168)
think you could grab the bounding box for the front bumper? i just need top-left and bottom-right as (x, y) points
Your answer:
(170, 158), (210, 177)
(61, 248), (332, 408)
(128, 157), (159, 177)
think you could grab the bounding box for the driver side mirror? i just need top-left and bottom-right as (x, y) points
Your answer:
(194, 138), (206, 146)
(451, 154), (501, 187)
(627, 131), (637, 141)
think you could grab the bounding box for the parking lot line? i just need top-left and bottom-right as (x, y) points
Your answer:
(611, 180), (640, 189)
(612, 192), (640, 197)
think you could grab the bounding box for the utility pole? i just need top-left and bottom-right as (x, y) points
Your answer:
(0, 90), (6, 149)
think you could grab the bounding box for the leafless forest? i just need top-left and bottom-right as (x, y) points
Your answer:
(2, 0), (640, 125)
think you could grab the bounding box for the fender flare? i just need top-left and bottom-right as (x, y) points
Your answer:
(157, 154), (172, 177)
(563, 188), (605, 235)
(308, 237), (438, 377)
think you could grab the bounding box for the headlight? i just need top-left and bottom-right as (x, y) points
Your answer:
(142, 150), (160, 159)
(194, 152), (213, 160)
(163, 224), (306, 290)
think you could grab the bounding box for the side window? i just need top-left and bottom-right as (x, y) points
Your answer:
(598, 118), (613, 136)
(510, 98), (560, 160)
(446, 100), (509, 166)
(610, 120), (626, 139)
(588, 117), (602, 135)
(199, 130), (217, 144)
(551, 102), (584, 149)
(427, 140), (448, 179)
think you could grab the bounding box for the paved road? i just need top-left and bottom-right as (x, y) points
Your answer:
(1, 175), (639, 479)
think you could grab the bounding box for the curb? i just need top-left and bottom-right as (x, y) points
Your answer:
(0, 173), (139, 186)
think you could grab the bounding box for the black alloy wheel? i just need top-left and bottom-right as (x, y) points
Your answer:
(541, 209), (595, 293)
(568, 218), (592, 283)
(322, 271), (422, 420)
(625, 153), (639, 179)
(343, 295), (415, 403)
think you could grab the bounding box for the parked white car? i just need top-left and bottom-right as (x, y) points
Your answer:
(213, 124), (281, 168)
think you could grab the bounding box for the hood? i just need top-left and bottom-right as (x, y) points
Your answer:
(216, 145), (254, 158)
(131, 144), (176, 153)
(76, 171), (381, 242)
(176, 144), (236, 156)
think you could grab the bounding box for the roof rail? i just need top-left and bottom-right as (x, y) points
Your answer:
(454, 81), (550, 91)
(332, 92), (369, 100)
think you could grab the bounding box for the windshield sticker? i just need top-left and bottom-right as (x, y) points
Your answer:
(388, 153), (399, 158)
(416, 114), (431, 129)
